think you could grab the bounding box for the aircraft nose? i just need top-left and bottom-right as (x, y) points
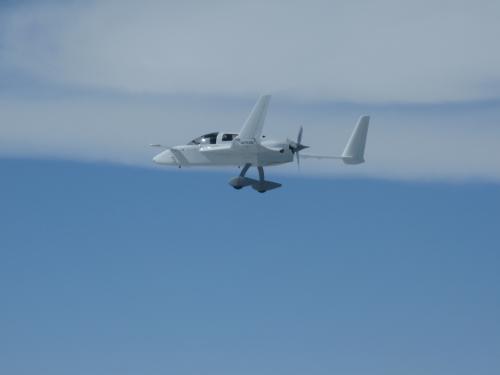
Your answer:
(153, 150), (175, 165)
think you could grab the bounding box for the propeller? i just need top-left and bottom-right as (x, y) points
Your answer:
(288, 126), (309, 170)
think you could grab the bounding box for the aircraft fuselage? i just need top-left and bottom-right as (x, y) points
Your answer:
(153, 137), (294, 167)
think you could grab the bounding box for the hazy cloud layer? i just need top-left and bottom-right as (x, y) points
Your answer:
(2, 0), (500, 102)
(0, 1), (499, 182)
(1, 94), (499, 182)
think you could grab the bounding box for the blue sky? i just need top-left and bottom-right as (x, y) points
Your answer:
(1, 158), (499, 375)
(1, 1), (500, 374)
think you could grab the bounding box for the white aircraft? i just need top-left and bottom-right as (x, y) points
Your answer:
(152, 95), (370, 193)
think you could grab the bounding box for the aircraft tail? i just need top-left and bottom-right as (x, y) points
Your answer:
(341, 115), (370, 164)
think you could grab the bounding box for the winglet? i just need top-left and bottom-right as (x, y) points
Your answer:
(342, 115), (370, 164)
(237, 95), (271, 142)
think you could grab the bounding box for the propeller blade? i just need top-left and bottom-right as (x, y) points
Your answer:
(289, 126), (308, 171)
(297, 126), (303, 145)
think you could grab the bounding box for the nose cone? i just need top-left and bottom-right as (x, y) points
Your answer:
(152, 153), (163, 164)
(153, 150), (176, 165)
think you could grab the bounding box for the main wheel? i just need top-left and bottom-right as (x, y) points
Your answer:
(233, 186), (243, 190)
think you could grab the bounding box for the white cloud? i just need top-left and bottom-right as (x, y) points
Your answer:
(2, 0), (500, 102)
(1, 1), (499, 182)
(1, 94), (499, 182)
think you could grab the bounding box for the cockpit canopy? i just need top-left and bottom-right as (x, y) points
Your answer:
(188, 132), (238, 145)
(188, 132), (218, 145)
(221, 133), (237, 142)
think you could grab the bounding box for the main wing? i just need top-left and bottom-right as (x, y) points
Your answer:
(237, 95), (271, 143)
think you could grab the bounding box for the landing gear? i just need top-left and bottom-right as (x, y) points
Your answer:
(256, 167), (267, 193)
(240, 164), (251, 177)
(229, 163), (253, 190)
(228, 164), (282, 193)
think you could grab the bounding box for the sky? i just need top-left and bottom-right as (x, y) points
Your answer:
(0, 1), (499, 374)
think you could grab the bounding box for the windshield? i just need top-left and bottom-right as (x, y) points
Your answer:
(188, 132), (219, 145)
